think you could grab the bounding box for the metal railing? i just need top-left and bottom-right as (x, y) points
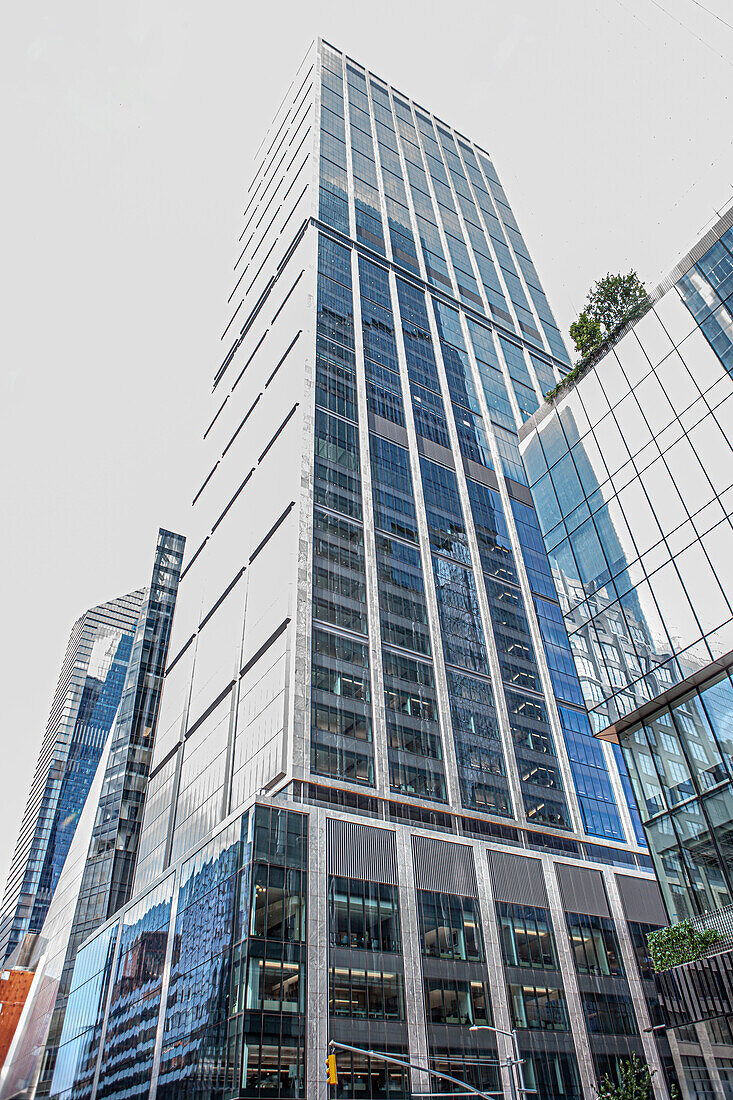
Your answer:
(689, 903), (733, 957)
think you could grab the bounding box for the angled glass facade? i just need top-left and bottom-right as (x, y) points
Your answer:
(519, 213), (733, 1094)
(10, 39), (689, 1100)
(0, 591), (145, 966)
(518, 213), (733, 924)
(0, 530), (185, 1100)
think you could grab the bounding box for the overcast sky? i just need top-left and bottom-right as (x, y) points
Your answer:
(1, 0), (732, 890)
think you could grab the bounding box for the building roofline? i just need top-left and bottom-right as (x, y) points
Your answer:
(519, 201), (733, 441)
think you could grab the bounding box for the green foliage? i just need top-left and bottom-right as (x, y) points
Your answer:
(569, 271), (649, 357)
(647, 920), (721, 972)
(546, 271), (651, 403)
(587, 271), (649, 335)
(595, 1054), (655, 1100)
(569, 310), (603, 357)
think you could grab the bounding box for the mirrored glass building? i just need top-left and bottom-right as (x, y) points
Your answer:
(0, 594), (145, 968)
(519, 209), (733, 1086)
(18, 40), (692, 1100)
(0, 530), (185, 1099)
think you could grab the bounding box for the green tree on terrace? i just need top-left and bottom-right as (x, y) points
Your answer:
(570, 270), (649, 357)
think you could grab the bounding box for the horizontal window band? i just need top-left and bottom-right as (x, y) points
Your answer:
(266, 331), (302, 388)
(271, 269), (304, 326)
(180, 536), (208, 581)
(165, 633), (195, 676)
(249, 502), (295, 565)
(185, 681), (236, 743)
(223, 394), (261, 458)
(148, 741), (182, 783)
(199, 568), (246, 632)
(215, 219), (309, 389)
(211, 468), (255, 534)
(258, 403), (299, 465)
(240, 617), (291, 679)
(192, 461), (220, 507)
(233, 330), (269, 393)
(203, 395), (228, 440)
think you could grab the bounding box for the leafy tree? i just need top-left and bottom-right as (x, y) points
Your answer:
(569, 310), (603, 356)
(569, 271), (649, 358)
(587, 271), (649, 334)
(596, 1054), (655, 1100)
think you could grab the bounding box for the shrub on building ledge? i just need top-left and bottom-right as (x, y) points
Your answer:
(647, 919), (721, 972)
(545, 271), (651, 403)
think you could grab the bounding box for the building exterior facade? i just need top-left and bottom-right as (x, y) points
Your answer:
(0, 530), (185, 1100)
(519, 208), (733, 1096)
(0, 592), (145, 968)
(33, 40), (684, 1100)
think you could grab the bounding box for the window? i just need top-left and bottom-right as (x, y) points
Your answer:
(425, 977), (491, 1026)
(417, 890), (483, 961)
(328, 876), (401, 952)
(246, 958), (303, 1014)
(582, 991), (637, 1035)
(508, 983), (569, 1030)
(251, 864), (306, 942)
(497, 902), (557, 970)
(329, 966), (404, 1019)
(566, 912), (624, 977)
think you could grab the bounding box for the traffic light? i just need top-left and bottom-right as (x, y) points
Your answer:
(326, 1053), (338, 1085)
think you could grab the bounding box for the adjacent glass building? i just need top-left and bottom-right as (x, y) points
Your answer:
(13, 40), (690, 1100)
(0, 592), (145, 967)
(0, 530), (185, 1100)
(519, 208), (733, 1093)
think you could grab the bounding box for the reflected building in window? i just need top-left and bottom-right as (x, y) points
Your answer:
(0, 594), (145, 969)
(8, 39), (689, 1100)
(0, 529), (185, 1099)
(519, 209), (733, 1083)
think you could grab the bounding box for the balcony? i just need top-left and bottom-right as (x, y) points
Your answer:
(654, 906), (733, 1026)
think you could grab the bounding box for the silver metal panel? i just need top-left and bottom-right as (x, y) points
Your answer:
(556, 862), (610, 917)
(326, 817), (398, 884)
(411, 834), (478, 897)
(615, 872), (667, 926)
(488, 849), (548, 907)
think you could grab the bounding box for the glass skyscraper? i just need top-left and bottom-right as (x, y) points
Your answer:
(0, 591), (145, 968)
(22, 40), (686, 1100)
(519, 209), (733, 1093)
(0, 530), (185, 1100)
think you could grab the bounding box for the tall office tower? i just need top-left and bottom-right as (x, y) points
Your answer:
(0, 592), (145, 967)
(519, 209), (733, 1095)
(43, 41), (677, 1100)
(0, 530), (185, 1100)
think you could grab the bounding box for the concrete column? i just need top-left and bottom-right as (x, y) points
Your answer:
(603, 870), (666, 1100)
(395, 827), (432, 1096)
(473, 842), (523, 1100)
(306, 806), (329, 1100)
(541, 856), (598, 1099)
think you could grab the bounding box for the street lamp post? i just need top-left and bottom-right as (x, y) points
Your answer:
(469, 1024), (534, 1100)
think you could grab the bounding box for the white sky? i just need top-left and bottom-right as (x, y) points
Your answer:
(1, 0), (732, 890)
